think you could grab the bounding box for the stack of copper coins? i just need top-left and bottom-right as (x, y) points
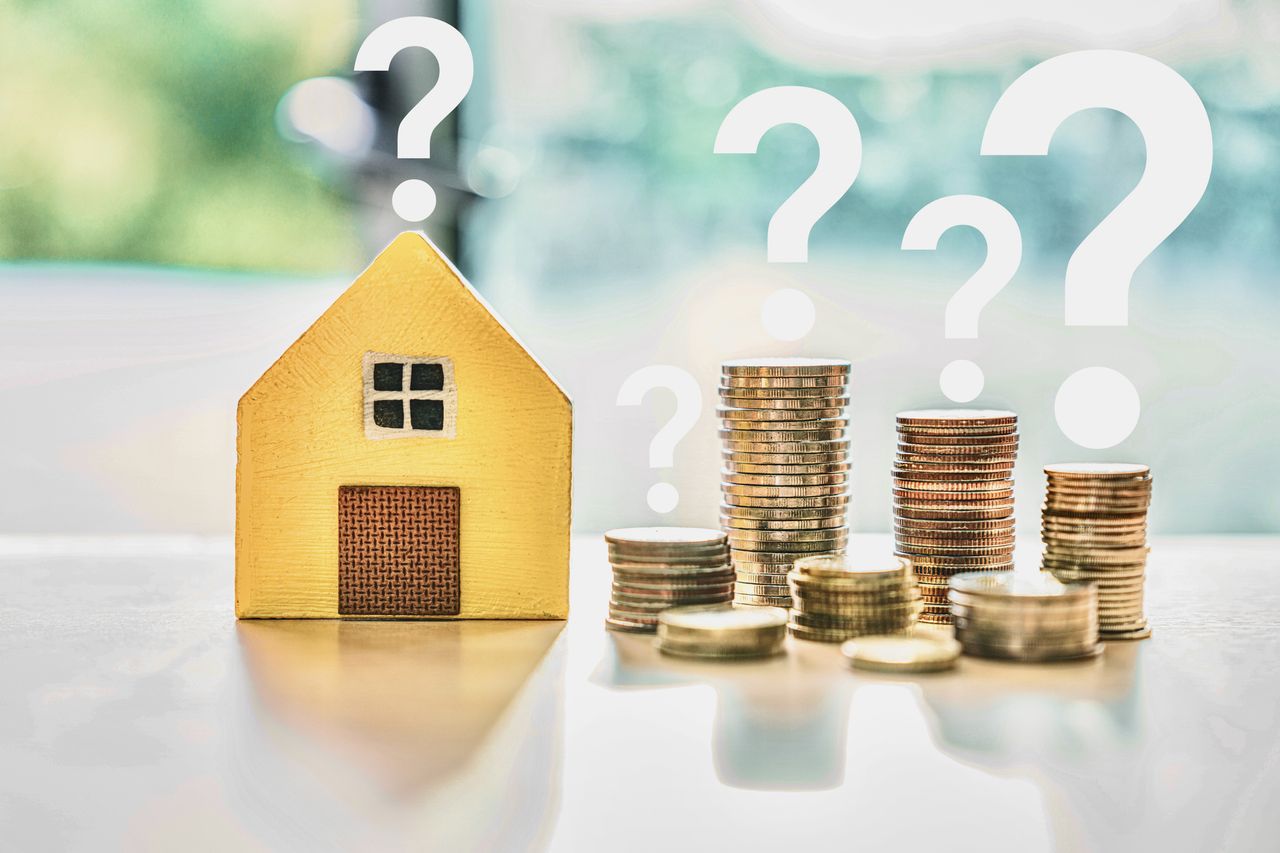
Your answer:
(604, 527), (735, 633)
(718, 358), (851, 607)
(1040, 463), (1153, 640)
(892, 410), (1018, 624)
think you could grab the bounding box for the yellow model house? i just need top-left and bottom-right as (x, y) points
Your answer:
(236, 232), (571, 619)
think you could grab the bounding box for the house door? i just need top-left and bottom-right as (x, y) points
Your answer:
(338, 485), (461, 616)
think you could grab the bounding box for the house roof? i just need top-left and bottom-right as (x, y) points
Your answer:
(241, 231), (569, 408)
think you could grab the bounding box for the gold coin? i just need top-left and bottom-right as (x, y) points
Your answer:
(719, 393), (850, 409)
(722, 482), (849, 498)
(1044, 462), (1150, 479)
(724, 493), (850, 509)
(721, 514), (847, 531)
(605, 527), (726, 548)
(896, 409), (1017, 427)
(731, 548), (805, 564)
(735, 592), (795, 607)
(892, 466), (1014, 482)
(895, 517), (1016, 532)
(724, 462), (851, 478)
(717, 383), (847, 399)
(894, 504), (1015, 521)
(735, 571), (793, 585)
(605, 617), (656, 634)
(722, 357), (851, 377)
(729, 538), (848, 554)
(897, 440), (1019, 456)
(893, 481), (1014, 496)
(718, 405), (847, 422)
(720, 419), (848, 434)
(899, 431), (1020, 446)
(722, 449), (849, 466)
(721, 374), (848, 390)
(722, 438), (848, 454)
(727, 526), (851, 542)
(721, 503), (847, 520)
(842, 635), (960, 672)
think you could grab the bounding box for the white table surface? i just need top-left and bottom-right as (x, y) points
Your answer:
(1, 534), (1277, 852)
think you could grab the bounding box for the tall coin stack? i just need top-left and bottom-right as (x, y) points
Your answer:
(892, 409), (1018, 624)
(604, 527), (735, 634)
(787, 554), (921, 642)
(1040, 463), (1153, 640)
(949, 571), (1100, 662)
(719, 358), (852, 607)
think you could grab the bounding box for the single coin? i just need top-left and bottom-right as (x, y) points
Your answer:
(724, 493), (850, 509)
(723, 461), (851, 476)
(605, 617), (657, 634)
(721, 503), (847, 521)
(899, 432), (1020, 446)
(717, 384), (846, 399)
(842, 635), (961, 673)
(721, 514), (848, 531)
(950, 571), (1093, 602)
(722, 482), (849, 498)
(722, 357), (851, 377)
(896, 517), (1016, 532)
(718, 405), (847, 421)
(897, 440), (1019, 455)
(727, 526), (851, 543)
(722, 439), (849, 454)
(1044, 462), (1150, 479)
(895, 505), (1016, 521)
(722, 450), (850, 466)
(721, 374), (848, 390)
(893, 466), (1014, 482)
(736, 592), (796, 607)
(735, 571), (794, 585)
(793, 554), (908, 580)
(719, 393), (850, 409)
(732, 548), (806, 564)
(722, 470), (848, 487)
(611, 567), (736, 584)
(1099, 624), (1152, 640)
(658, 602), (788, 632)
(605, 527), (726, 548)
(732, 532), (849, 550)
(893, 486), (1014, 501)
(608, 553), (728, 568)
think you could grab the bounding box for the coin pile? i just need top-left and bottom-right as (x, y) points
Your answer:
(656, 604), (789, 659)
(786, 555), (921, 642)
(719, 358), (852, 608)
(949, 571), (1100, 661)
(1040, 463), (1153, 640)
(604, 527), (735, 633)
(892, 409), (1018, 624)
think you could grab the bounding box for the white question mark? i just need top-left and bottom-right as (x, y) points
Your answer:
(355, 17), (474, 223)
(714, 86), (862, 341)
(982, 49), (1212, 448)
(616, 365), (703, 514)
(902, 195), (1022, 404)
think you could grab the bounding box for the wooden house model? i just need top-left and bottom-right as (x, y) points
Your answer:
(236, 232), (571, 619)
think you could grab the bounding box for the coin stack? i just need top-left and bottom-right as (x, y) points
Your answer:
(949, 571), (1100, 661)
(786, 555), (921, 642)
(892, 409), (1018, 624)
(1040, 463), (1153, 640)
(604, 527), (735, 633)
(656, 604), (789, 659)
(719, 358), (852, 608)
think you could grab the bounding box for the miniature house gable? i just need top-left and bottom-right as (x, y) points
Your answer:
(236, 232), (572, 619)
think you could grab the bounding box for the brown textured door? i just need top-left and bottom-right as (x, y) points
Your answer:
(338, 485), (461, 616)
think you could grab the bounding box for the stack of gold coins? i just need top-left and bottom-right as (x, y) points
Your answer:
(892, 409), (1018, 624)
(656, 604), (789, 659)
(949, 571), (1100, 661)
(604, 528), (735, 633)
(1040, 463), (1153, 640)
(786, 554), (921, 642)
(719, 358), (852, 608)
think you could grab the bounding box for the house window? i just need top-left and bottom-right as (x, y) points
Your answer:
(363, 353), (456, 439)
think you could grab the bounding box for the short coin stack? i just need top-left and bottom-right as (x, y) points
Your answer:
(719, 358), (852, 608)
(892, 409), (1018, 624)
(604, 527), (735, 633)
(949, 571), (1100, 661)
(656, 604), (789, 659)
(786, 555), (921, 642)
(1040, 463), (1153, 640)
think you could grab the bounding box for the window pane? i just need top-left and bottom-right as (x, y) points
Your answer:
(373, 399), (405, 429)
(373, 362), (404, 391)
(409, 399), (444, 431)
(409, 363), (445, 391)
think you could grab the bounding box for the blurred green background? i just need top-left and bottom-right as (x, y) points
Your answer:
(0, 0), (361, 270)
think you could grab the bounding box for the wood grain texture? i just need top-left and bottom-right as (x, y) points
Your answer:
(236, 232), (572, 619)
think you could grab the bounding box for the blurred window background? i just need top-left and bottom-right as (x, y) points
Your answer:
(2, 0), (1278, 534)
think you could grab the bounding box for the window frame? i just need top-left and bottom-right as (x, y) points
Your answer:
(362, 352), (457, 440)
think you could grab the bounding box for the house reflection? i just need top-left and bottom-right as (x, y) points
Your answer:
(234, 620), (565, 848)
